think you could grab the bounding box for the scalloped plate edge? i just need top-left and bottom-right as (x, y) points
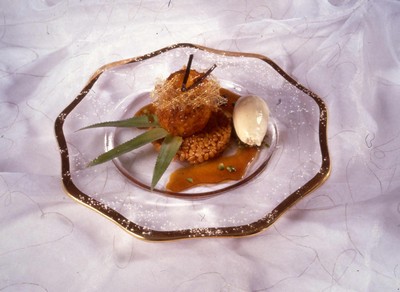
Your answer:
(54, 43), (331, 241)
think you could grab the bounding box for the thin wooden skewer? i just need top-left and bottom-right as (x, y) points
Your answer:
(181, 54), (194, 92)
(186, 64), (217, 91)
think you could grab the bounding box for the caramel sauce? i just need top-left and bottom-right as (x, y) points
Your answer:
(166, 146), (259, 192)
(135, 103), (156, 117)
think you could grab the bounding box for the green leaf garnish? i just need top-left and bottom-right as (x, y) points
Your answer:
(151, 134), (182, 190)
(87, 127), (168, 167)
(79, 115), (158, 131)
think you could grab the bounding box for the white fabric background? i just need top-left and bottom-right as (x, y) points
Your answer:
(1, 0), (400, 291)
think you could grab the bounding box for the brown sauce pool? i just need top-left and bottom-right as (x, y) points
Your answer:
(166, 146), (259, 192)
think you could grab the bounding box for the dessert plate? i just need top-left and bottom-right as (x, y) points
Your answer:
(55, 43), (330, 241)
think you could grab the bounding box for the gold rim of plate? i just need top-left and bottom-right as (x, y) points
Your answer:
(54, 43), (331, 241)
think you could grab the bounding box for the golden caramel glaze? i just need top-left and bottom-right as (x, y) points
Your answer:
(156, 103), (212, 137)
(152, 69), (224, 137)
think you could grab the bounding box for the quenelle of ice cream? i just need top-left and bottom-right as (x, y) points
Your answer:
(233, 95), (270, 146)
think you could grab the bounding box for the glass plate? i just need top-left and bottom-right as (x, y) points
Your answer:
(55, 43), (330, 241)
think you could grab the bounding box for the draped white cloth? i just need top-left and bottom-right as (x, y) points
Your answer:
(1, 0), (400, 291)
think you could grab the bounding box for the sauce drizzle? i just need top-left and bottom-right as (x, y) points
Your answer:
(166, 146), (259, 192)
